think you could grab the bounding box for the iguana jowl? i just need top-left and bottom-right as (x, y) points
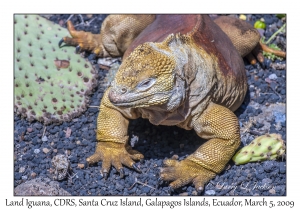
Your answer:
(59, 14), (261, 191)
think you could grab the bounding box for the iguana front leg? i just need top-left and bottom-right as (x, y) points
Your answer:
(87, 89), (143, 178)
(160, 103), (240, 192)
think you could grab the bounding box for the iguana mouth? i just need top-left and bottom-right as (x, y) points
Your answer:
(110, 95), (153, 107)
(108, 88), (153, 107)
(108, 88), (172, 107)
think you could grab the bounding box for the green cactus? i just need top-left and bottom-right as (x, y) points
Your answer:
(14, 15), (97, 124)
(232, 133), (286, 165)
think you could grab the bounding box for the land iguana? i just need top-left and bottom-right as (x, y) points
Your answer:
(59, 14), (265, 192)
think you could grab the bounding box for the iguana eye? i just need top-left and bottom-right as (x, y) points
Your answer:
(137, 78), (156, 91)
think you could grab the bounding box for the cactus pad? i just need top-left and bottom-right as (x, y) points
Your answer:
(232, 133), (285, 165)
(14, 15), (97, 124)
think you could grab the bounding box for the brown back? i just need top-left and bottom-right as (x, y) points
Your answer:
(124, 15), (246, 84)
(191, 15), (245, 82)
(123, 15), (198, 58)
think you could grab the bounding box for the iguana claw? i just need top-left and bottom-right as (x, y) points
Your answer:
(167, 186), (174, 195)
(103, 172), (108, 180)
(75, 45), (81, 54)
(132, 163), (141, 173)
(58, 20), (104, 56)
(157, 177), (164, 185)
(197, 186), (204, 194)
(58, 38), (64, 47)
(119, 168), (125, 178)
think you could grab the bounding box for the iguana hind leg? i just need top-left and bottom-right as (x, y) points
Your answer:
(160, 103), (240, 191)
(214, 16), (264, 65)
(59, 15), (155, 57)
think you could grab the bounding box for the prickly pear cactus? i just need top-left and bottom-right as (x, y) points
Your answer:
(232, 133), (286, 165)
(14, 15), (98, 124)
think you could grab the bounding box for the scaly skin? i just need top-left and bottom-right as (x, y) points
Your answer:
(60, 15), (261, 192)
(60, 15), (155, 57)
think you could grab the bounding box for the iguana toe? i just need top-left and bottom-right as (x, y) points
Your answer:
(86, 141), (143, 178)
(101, 158), (112, 175)
(86, 151), (102, 165)
(160, 159), (216, 190)
(125, 145), (144, 161)
(163, 159), (177, 167)
(253, 44), (265, 63)
(58, 36), (78, 48)
(245, 43), (265, 66)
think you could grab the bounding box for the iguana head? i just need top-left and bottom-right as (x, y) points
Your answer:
(108, 40), (183, 110)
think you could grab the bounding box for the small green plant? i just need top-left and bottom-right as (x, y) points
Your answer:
(254, 18), (266, 29)
(261, 38), (284, 61)
(276, 14), (286, 19)
(232, 134), (285, 165)
(260, 23), (286, 61)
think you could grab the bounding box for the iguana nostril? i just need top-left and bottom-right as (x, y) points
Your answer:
(108, 89), (118, 103)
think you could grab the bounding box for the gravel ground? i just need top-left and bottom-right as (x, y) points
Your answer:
(14, 14), (286, 196)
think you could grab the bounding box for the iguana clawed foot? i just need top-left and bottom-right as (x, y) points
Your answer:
(59, 20), (103, 55)
(245, 44), (265, 66)
(86, 141), (144, 178)
(160, 158), (215, 192)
